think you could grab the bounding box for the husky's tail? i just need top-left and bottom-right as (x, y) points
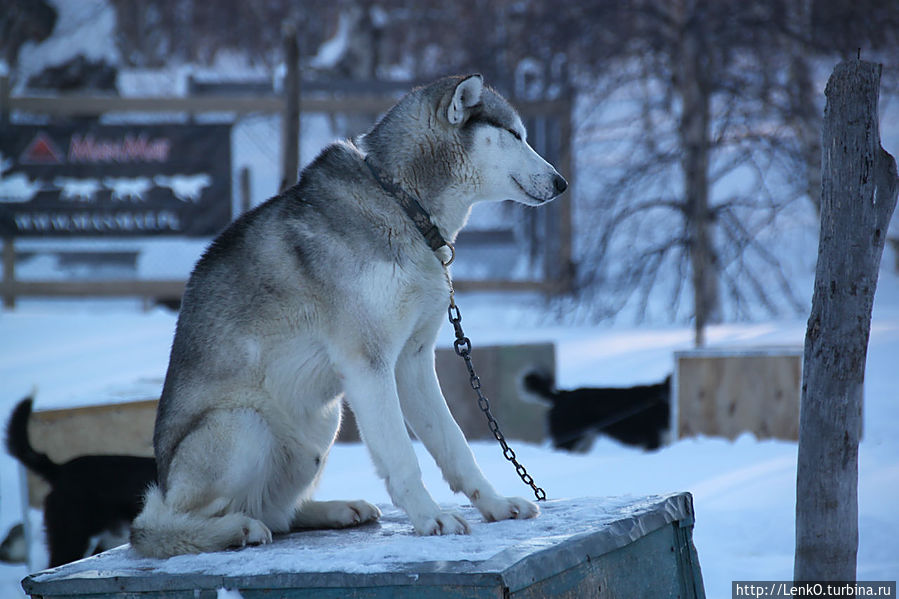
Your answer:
(522, 370), (556, 399)
(130, 486), (272, 558)
(5, 397), (61, 483)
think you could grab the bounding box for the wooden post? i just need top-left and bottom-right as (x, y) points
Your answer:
(280, 23), (300, 192)
(794, 60), (898, 581)
(0, 75), (10, 123)
(239, 167), (252, 214)
(2, 238), (15, 309)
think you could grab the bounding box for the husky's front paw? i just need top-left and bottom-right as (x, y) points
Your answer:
(475, 495), (539, 522)
(415, 510), (471, 535)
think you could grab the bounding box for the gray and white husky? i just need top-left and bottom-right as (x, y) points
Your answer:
(131, 74), (567, 558)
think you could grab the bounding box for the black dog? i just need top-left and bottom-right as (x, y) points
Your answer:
(0, 523), (26, 564)
(523, 372), (671, 452)
(5, 397), (157, 567)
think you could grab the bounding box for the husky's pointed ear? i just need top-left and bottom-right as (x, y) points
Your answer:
(446, 74), (483, 126)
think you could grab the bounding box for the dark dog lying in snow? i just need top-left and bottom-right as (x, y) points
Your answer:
(522, 371), (671, 452)
(5, 397), (157, 567)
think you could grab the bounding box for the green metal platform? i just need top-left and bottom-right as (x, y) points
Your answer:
(23, 494), (704, 598)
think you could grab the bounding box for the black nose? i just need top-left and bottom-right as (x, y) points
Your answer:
(553, 174), (568, 194)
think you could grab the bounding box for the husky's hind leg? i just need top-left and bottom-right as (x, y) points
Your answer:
(131, 486), (272, 558)
(131, 408), (285, 557)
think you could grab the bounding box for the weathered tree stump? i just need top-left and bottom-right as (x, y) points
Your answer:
(794, 59), (898, 581)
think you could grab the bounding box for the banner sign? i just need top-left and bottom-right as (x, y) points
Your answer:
(0, 123), (231, 237)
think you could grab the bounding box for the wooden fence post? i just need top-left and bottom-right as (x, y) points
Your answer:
(2, 238), (15, 309)
(280, 23), (300, 192)
(239, 167), (252, 214)
(794, 60), (898, 581)
(0, 75), (10, 123)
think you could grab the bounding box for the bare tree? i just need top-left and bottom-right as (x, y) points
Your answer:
(794, 59), (897, 581)
(785, 0), (822, 215)
(552, 0), (899, 336)
(780, 0), (899, 217)
(673, 0), (720, 345)
(566, 0), (810, 340)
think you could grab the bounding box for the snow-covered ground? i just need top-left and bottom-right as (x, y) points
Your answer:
(1, 257), (898, 598)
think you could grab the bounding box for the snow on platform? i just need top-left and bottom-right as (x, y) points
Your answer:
(23, 494), (704, 598)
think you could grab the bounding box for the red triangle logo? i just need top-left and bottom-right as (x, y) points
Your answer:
(21, 132), (64, 164)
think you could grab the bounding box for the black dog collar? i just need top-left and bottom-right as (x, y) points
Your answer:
(364, 157), (449, 254)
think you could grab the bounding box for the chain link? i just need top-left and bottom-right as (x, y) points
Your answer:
(446, 293), (547, 502)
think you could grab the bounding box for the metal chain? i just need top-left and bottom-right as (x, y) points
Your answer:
(445, 282), (547, 502)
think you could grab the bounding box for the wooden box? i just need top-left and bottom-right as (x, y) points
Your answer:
(23, 494), (705, 599)
(675, 347), (802, 441)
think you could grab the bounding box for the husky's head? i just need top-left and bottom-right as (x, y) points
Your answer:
(360, 75), (567, 234)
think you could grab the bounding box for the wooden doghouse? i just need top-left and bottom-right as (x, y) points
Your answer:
(674, 347), (803, 441)
(24, 494), (706, 599)
(22, 400), (157, 508)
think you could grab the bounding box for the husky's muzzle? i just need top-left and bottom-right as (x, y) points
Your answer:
(514, 173), (568, 204)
